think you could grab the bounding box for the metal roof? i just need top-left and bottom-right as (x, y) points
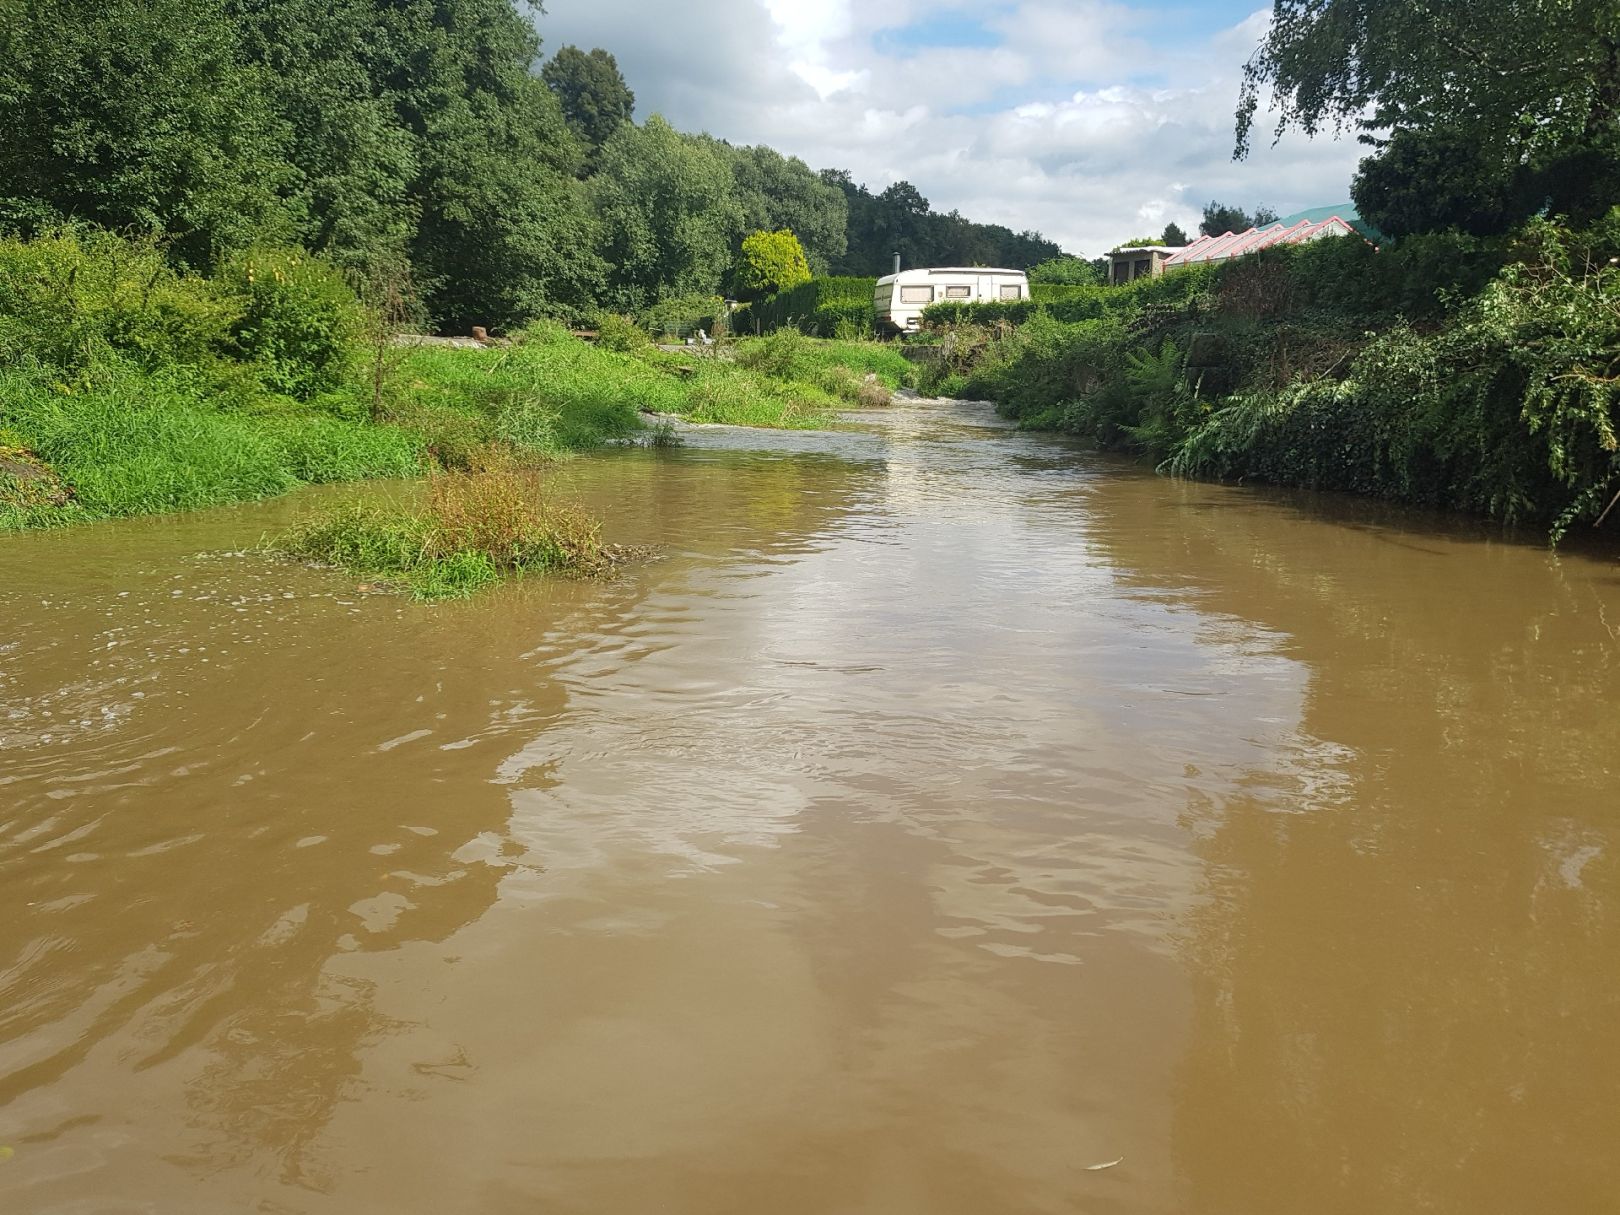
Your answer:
(876, 267), (1028, 284)
(1163, 216), (1363, 267)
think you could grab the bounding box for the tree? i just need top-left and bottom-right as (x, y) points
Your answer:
(226, 0), (419, 273)
(1235, 0), (1620, 222)
(820, 169), (1063, 274)
(731, 229), (811, 300)
(1351, 126), (1539, 238)
(591, 117), (743, 310)
(541, 46), (635, 172)
(0, 0), (295, 264)
(1029, 255), (1101, 286)
(1162, 221), (1190, 246)
(381, 0), (601, 329)
(719, 143), (847, 274)
(1200, 201), (1275, 237)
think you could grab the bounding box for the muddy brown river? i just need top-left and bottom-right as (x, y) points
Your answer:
(3, 397), (1618, 1214)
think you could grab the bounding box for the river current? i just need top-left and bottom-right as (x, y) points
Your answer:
(3, 397), (1618, 1213)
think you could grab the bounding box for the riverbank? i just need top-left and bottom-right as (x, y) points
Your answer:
(0, 232), (913, 539)
(914, 209), (1620, 538)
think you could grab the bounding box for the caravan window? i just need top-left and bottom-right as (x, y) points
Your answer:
(900, 285), (934, 305)
(999, 283), (1022, 300)
(944, 285), (971, 299)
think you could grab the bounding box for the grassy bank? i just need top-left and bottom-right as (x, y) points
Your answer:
(922, 212), (1620, 534)
(0, 232), (912, 536)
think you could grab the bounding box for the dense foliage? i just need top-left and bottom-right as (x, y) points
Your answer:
(0, 0), (1065, 335)
(1201, 202), (1278, 237)
(928, 211), (1620, 533)
(732, 230), (812, 301)
(821, 173), (1064, 274)
(0, 230), (917, 531)
(1239, 0), (1620, 231)
(541, 46), (636, 172)
(1030, 256), (1102, 286)
(732, 278), (879, 339)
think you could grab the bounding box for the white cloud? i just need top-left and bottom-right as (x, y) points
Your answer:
(533, 1), (1364, 259)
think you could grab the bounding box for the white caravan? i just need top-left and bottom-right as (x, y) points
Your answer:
(873, 267), (1030, 333)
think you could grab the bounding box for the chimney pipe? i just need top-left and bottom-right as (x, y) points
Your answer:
(892, 251), (901, 276)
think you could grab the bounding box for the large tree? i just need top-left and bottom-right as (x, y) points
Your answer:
(717, 143), (848, 275)
(1236, 0), (1620, 223)
(0, 0), (295, 264)
(541, 46), (635, 172)
(591, 116), (743, 309)
(1350, 125), (1540, 238)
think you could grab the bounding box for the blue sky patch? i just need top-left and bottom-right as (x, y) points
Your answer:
(873, 13), (1003, 56)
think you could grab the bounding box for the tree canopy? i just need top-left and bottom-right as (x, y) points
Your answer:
(1350, 126), (1540, 239)
(541, 46), (635, 171)
(1200, 202), (1277, 237)
(732, 229), (812, 300)
(1236, 0), (1620, 226)
(0, 0), (1070, 329)
(592, 116), (743, 311)
(822, 171), (1065, 275)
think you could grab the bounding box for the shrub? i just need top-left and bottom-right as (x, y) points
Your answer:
(639, 293), (726, 340)
(732, 229), (812, 300)
(0, 229), (238, 374)
(593, 311), (653, 353)
(277, 464), (611, 598)
(1029, 256), (1101, 286)
(216, 248), (365, 401)
(734, 276), (876, 337)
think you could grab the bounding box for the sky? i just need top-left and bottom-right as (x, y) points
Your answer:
(532, 1), (1367, 262)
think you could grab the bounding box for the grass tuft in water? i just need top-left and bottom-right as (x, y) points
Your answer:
(277, 462), (613, 599)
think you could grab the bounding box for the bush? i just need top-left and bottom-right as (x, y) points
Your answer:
(0, 229), (238, 375)
(732, 229), (812, 300)
(639, 293), (727, 340)
(216, 248), (366, 401)
(734, 276), (876, 337)
(1170, 213), (1620, 530)
(593, 312), (653, 352)
(277, 464), (611, 599)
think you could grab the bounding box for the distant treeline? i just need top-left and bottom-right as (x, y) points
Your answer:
(0, 0), (1068, 332)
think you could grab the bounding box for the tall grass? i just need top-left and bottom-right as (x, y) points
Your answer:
(277, 463), (611, 599)
(0, 360), (422, 529)
(0, 231), (923, 544)
(733, 330), (911, 406)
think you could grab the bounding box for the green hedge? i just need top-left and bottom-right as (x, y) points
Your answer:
(732, 276), (876, 337)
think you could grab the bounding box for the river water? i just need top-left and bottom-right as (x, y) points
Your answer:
(2, 397), (1618, 1214)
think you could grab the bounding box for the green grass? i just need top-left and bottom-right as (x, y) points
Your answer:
(0, 360), (424, 530)
(0, 318), (917, 537)
(393, 327), (670, 459)
(733, 330), (913, 405)
(398, 323), (914, 435)
(276, 465), (611, 599)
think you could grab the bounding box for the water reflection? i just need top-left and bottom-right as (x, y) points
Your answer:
(3, 404), (1618, 1213)
(1078, 473), (1620, 1213)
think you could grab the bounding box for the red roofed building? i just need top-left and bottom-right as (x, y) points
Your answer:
(1163, 215), (1364, 269)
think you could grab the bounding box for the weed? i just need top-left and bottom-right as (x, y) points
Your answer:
(277, 465), (613, 599)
